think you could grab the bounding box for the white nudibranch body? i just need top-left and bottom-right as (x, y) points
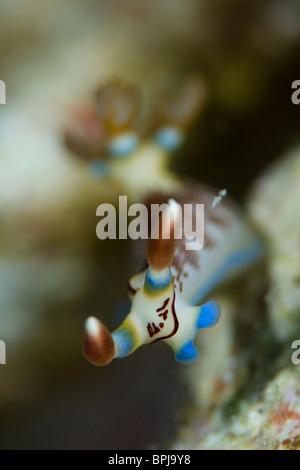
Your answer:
(83, 184), (263, 365)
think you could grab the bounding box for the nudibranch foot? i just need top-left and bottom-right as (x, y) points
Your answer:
(175, 341), (199, 363)
(196, 300), (221, 330)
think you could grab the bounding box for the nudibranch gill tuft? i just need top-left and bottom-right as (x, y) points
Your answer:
(83, 184), (263, 366)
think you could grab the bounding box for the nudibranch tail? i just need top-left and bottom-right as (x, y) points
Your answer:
(83, 317), (115, 366)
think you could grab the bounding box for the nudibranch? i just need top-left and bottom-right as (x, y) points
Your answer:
(64, 75), (207, 200)
(83, 184), (263, 365)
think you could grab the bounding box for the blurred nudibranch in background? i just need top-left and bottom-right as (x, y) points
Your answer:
(83, 185), (264, 366)
(63, 75), (208, 200)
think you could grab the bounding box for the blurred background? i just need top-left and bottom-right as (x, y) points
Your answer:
(0, 0), (300, 449)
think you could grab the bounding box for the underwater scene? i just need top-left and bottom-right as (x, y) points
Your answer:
(0, 0), (300, 450)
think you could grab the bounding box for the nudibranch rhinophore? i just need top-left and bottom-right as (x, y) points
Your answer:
(64, 76), (208, 200)
(83, 184), (263, 365)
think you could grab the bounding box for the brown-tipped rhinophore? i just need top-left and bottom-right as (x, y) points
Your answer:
(63, 103), (106, 162)
(83, 317), (115, 366)
(146, 204), (179, 271)
(96, 79), (140, 135)
(156, 74), (208, 130)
